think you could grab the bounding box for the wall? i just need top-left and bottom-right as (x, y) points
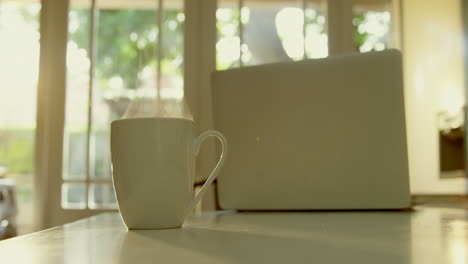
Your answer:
(402, 0), (467, 194)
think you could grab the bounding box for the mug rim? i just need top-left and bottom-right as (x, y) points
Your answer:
(111, 117), (195, 126)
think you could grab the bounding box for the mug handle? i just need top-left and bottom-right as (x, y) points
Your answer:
(186, 130), (228, 215)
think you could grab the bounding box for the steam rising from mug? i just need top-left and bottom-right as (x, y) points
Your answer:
(121, 95), (193, 121)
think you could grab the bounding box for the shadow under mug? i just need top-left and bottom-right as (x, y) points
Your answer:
(110, 117), (228, 230)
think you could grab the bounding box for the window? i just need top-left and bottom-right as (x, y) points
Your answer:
(216, 0), (241, 70)
(216, 0), (328, 69)
(216, 0), (396, 70)
(304, 0), (328, 59)
(353, 1), (393, 52)
(63, 0), (184, 210)
(0, 0), (40, 235)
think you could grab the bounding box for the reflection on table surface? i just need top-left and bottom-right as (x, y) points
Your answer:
(0, 206), (467, 264)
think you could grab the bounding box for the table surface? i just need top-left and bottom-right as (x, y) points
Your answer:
(0, 206), (467, 264)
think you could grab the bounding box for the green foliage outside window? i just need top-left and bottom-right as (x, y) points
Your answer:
(69, 8), (184, 90)
(0, 130), (34, 174)
(353, 11), (391, 53)
(216, 8), (240, 70)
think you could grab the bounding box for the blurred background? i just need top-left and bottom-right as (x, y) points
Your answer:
(0, 0), (467, 239)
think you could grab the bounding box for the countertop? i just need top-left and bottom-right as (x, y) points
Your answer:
(0, 206), (467, 263)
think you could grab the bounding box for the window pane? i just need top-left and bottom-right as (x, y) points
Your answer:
(64, 0), (91, 181)
(0, 1), (40, 235)
(63, 1), (186, 209)
(305, 0), (328, 59)
(61, 183), (86, 209)
(88, 183), (117, 209)
(160, 0), (185, 115)
(242, 0), (302, 66)
(91, 6), (160, 179)
(352, 1), (393, 53)
(216, 0), (241, 70)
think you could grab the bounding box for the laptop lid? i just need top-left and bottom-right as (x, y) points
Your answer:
(212, 50), (410, 210)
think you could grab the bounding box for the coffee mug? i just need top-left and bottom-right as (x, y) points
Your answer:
(110, 117), (228, 230)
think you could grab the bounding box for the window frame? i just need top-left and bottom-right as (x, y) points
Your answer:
(61, 0), (186, 211)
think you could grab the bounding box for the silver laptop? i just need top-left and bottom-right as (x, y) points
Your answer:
(212, 50), (410, 210)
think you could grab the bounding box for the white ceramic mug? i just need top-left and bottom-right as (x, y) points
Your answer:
(110, 117), (228, 230)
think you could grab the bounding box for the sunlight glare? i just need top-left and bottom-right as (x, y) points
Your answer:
(356, 11), (391, 52)
(440, 83), (464, 116)
(177, 13), (185, 23)
(241, 7), (250, 24)
(448, 220), (468, 264)
(216, 36), (241, 63)
(275, 8), (304, 60)
(217, 8), (233, 22)
(0, 3), (40, 127)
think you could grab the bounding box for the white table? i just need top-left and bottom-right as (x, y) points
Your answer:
(0, 206), (467, 263)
